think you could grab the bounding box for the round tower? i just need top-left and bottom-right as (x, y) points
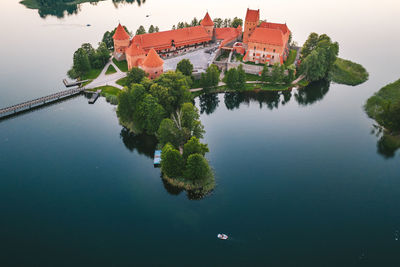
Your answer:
(200, 12), (214, 38)
(141, 48), (164, 79)
(113, 24), (130, 61)
(126, 44), (146, 70)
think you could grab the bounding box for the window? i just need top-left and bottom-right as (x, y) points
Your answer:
(263, 55), (265, 58)
(272, 56), (275, 59)
(254, 46), (256, 50)
(253, 53), (255, 56)
(273, 49), (276, 52)
(264, 48), (266, 51)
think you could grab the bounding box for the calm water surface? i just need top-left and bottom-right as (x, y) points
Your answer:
(0, 0), (400, 266)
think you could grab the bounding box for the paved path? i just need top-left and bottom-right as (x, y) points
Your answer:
(86, 58), (126, 90)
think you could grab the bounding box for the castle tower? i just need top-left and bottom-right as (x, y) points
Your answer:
(200, 12), (214, 38)
(126, 44), (146, 70)
(243, 8), (260, 44)
(113, 23), (130, 61)
(141, 48), (164, 79)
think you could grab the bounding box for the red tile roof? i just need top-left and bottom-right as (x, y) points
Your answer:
(200, 12), (214, 27)
(215, 27), (242, 47)
(248, 27), (284, 46)
(142, 48), (164, 68)
(245, 8), (260, 23)
(132, 26), (211, 51)
(113, 24), (130, 40)
(126, 43), (146, 57)
(259, 22), (290, 35)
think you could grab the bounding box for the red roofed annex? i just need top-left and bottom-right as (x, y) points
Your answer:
(113, 8), (291, 79)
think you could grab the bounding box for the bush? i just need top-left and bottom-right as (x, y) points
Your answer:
(184, 153), (211, 180)
(183, 137), (209, 161)
(161, 143), (184, 178)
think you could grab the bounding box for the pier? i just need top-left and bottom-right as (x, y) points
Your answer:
(0, 87), (87, 119)
(88, 90), (101, 104)
(63, 79), (89, 87)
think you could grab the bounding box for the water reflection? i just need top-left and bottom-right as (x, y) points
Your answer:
(21, 0), (146, 18)
(120, 127), (157, 158)
(371, 125), (400, 159)
(294, 80), (330, 106)
(198, 93), (219, 115)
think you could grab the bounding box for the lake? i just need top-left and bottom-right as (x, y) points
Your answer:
(0, 0), (400, 266)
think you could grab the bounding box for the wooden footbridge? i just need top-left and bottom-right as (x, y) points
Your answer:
(0, 87), (87, 120)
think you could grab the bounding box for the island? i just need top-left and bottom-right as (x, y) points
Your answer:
(65, 8), (368, 196)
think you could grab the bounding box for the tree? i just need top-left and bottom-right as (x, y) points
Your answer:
(161, 143), (184, 178)
(94, 42), (110, 68)
(180, 102), (205, 140)
(223, 18), (232, 28)
(285, 65), (296, 84)
(184, 154), (211, 180)
(155, 26), (159, 32)
(261, 64), (269, 82)
(117, 83), (147, 124)
(301, 32), (319, 59)
(237, 64), (246, 89)
(136, 94), (166, 134)
(148, 25), (155, 33)
(152, 71), (192, 114)
(136, 25), (146, 35)
(213, 18), (223, 28)
(271, 63), (282, 84)
(126, 67), (146, 86)
(157, 119), (182, 148)
(191, 17), (199, 26)
(81, 43), (96, 63)
(301, 50), (327, 82)
(176, 59), (194, 76)
(72, 47), (91, 77)
(225, 68), (238, 89)
(231, 17), (243, 28)
(183, 137), (209, 161)
(201, 64), (220, 89)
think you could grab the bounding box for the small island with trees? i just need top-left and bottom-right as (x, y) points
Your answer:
(65, 7), (369, 196)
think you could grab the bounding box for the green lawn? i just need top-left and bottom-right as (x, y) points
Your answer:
(81, 68), (102, 80)
(330, 58), (369, 86)
(285, 49), (297, 66)
(116, 77), (129, 87)
(112, 58), (128, 72)
(105, 64), (117, 75)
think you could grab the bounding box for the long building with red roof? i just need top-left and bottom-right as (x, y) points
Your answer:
(113, 12), (242, 79)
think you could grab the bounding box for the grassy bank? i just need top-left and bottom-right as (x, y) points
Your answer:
(162, 174), (215, 197)
(365, 78), (400, 133)
(112, 58), (128, 72)
(90, 85), (121, 105)
(330, 58), (368, 86)
(81, 68), (102, 80)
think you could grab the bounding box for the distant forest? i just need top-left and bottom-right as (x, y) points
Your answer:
(20, 0), (146, 18)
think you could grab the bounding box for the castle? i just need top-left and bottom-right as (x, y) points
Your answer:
(113, 9), (291, 79)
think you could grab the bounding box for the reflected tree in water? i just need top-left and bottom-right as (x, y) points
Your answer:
(120, 127), (157, 159)
(370, 125), (400, 159)
(224, 91), (282, 111)
(199, 93), (219, 115)
(294, 80), (330, 106)
(21, 0), (147, 18)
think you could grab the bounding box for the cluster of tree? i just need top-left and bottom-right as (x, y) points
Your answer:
(260, 63), (296, 85)
(102, 25), (130, 50)
(171, 17), (243, 30)
(225, 65), (246, 90)
(161, 137), (211, 180)
(67, 42), (110, 79)
(300, 33), (339, 82)
(135, 25), (160, 35)
(200, 65), (220, 91)
(117, 70), (192, 134)
(213, 17), (243, 28)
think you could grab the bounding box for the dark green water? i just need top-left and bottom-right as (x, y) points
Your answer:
(1, 0), (400, 266)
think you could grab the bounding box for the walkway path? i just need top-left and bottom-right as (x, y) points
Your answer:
(86, 58), (126, 90)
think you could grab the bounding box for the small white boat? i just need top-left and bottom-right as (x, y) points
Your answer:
(217, 234), (228, 240)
